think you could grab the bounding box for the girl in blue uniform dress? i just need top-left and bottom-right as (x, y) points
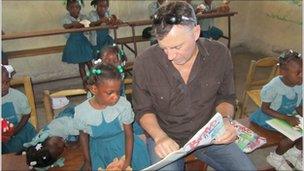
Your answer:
(24, 106), (79, 170)
(62, 0), (93, 86)
(88, 0), (116, 58)
(94, 45), (145, 137)
(250, 50), (302, 170)
(2, 66), (36, 154)
(74, 64), (150, 171)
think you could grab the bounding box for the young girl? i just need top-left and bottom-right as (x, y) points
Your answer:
(195, 0), (224, 40)
(88, 0), (121, 58)
(62, 0), (93, 86)
(250, 49), (302, 170)
(2, 65), (36, 154)
(24, 106), (79, 170)
(74, 64), (150, 170)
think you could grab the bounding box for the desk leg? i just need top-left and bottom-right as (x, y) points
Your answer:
(131, 26), (138, 56)
(113, 29), (118, 43)
(228, 16), (231, 49)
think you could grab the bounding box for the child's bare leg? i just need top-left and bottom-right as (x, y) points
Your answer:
(295, 137), (302, 150)
(79, 63), (86, 88)
(86, 61), (93, 70)
(276, 137), (295, 155)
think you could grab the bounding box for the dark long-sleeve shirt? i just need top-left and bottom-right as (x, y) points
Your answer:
(132, 38), (236, 146)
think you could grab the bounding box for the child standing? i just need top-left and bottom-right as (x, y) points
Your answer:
(88, 0), (120, 58)
(2, 65), (36, 154)
(250, 50), (302, 170)
(24, 107), (79, 170)
(195, 0), (224, 40)
(74, 64), (150, 170)
(62, 0), (93, 86)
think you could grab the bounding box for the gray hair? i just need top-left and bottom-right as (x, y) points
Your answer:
(152, 1), (197, 40)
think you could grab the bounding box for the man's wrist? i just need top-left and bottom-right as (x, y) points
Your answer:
(223, 115), (233, 124)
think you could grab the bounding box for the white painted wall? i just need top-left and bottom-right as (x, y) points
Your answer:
(2, 1), (302, 83)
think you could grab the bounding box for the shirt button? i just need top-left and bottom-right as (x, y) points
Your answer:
(160, 96), (164, 99)
(206, 83), (208, 86)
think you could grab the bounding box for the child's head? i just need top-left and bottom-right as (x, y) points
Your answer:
(26, 136), (65, 169)
(99, 45), (127, 67)
(85, 64), (122, 106)
(2, 66), (10, 97)
(278, 49), (302, 86)
(66, 0), (83, 18)
(91, 0), (109, 18)
(204, 0), (213, 5)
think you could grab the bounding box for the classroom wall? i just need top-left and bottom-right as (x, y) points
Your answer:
(2, 0), (302, 83)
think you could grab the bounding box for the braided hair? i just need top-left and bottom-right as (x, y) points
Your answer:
(90, 0), (109, 7)
(278, 49), (302, 70)
(66, 0), (84, 10)
(25, 138), (58, 168)
(85, 64), (122, 86)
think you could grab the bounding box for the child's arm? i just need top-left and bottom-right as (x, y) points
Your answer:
(122, 123), (133, 170)
(296, 105), (302, 116)
(63, 22), (84, 29)
(89, 17), (109, 27)
(261, 102), (300, 126)
(79, 131), (92, 171)
(13, 114), (30, 136)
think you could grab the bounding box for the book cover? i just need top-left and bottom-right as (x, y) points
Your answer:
(142, 113), (225, 171)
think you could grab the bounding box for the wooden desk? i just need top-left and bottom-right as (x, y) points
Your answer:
(247, 89), (262, 107)
(2, 153), (29, 171)
(237, 118), (285, 149)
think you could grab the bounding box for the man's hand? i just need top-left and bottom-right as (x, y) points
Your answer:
(154, 135), (180, 158)
(214, 118), (236, 144)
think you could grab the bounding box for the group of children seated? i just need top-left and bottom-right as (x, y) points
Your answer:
(2, 48), (302, 170)
(2, 44), (150, 170)
(1, 0), (302, 170)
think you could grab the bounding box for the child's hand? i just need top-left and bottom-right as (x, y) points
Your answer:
(100, 17), (110, 25)
(286, 116), (300, 127)
(72, 22), (85, 28)
(121, 162), (131, 171)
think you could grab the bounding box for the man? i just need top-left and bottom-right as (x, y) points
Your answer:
(133, 1), (256, 170)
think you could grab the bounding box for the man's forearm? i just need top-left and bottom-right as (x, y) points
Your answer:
(139, 113), (168, 142)
(216, 102), (235, 118)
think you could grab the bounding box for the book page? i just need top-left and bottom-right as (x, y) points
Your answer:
(142, 113), (225, 171)
(266, 118), (302, 141)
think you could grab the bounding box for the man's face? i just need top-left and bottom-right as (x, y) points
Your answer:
(158, 25), (200, 66)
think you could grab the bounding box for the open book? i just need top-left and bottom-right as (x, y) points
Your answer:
(266, 117), (303, 141)
(142, 113), (225, 171)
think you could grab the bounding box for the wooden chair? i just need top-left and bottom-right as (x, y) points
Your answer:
(43, 79), (133, 123)
(10, 76), (38, 129)
(43, 88), (87, 123)
(237, 57), (279, 118)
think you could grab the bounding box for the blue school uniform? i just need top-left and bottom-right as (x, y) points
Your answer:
(88, 10), (114, 58)
(250, 76), (302, 130)
(196, 2), (223, 40)
(62, 13), (93, 64)
(2, 88), (36, 154)
(74, 97), (150, 170)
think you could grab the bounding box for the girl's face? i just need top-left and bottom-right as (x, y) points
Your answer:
(96, 0), (108, 18)
(2, 70), (10, 97)
(281, 60), (302, 86)
(92, 79), (121, 107)
(102, 51), (120, 66)
(47, 137), (65, 159)
(67, 2), (81, 19)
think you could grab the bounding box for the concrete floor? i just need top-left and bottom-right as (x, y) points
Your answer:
(30, 47), (276, 170)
